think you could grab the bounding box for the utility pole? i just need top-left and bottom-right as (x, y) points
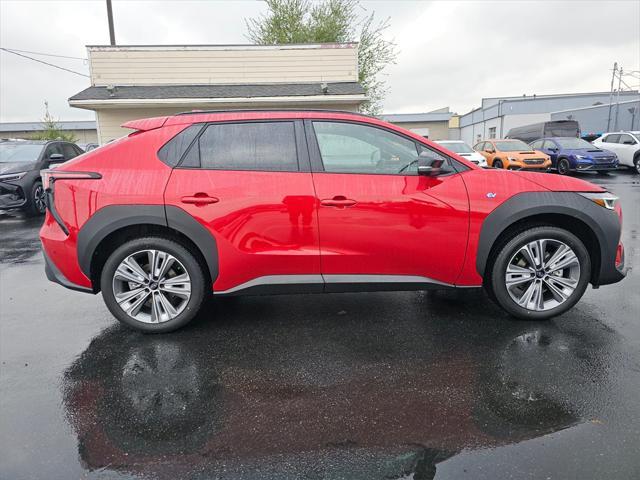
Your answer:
(106, 0), (116, 46)
(629, 107), (637, 130)
(614, 67), (623, 131)
(606, 63), (617, 131)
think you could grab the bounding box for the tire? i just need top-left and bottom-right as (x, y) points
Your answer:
(556, 158), (570, 175)
(634, 154), (640, 175)
(101, 237), (208, 333)
(487, 226), (591, 320)
(26, 181), (46, 216)
(493, 159), (504, 169)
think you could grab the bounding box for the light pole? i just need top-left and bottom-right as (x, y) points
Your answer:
(106, 0), (116, 46)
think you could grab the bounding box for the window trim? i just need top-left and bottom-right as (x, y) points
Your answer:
(304, 119), (466, 176)
(175, 119), (310, 173)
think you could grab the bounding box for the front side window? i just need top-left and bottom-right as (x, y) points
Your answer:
(62, 143), (79, 160)
(603, 134), (620, 143)
(312, 121), (419, 175)
(184, 122), (298, 172)
(530, 140), (544, 149)
(44, 143), (63, 159)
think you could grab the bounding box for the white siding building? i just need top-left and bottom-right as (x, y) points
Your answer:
(69, 44), (367, 143)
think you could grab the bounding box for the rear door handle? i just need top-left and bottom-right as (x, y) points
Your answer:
(320, 196), (357, 208)
(181, 193), (219, 205)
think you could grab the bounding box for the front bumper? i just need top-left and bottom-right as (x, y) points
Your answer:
(0, 181), (27, 209)
(575, 162), (618, 171)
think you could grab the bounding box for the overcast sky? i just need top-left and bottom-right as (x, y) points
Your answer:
(1, 0), (638, 122)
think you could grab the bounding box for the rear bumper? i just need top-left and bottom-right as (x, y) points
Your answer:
(43, 247), (94, 293)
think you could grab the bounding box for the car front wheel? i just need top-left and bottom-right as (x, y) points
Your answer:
(27, 181), (47, 216)
(101, 237), (208, 333)
(556, 158), (570, 175)
(488, 226), (591, 320)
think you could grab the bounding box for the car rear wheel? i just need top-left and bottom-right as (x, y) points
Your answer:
(27, 181), (46, 216)
(556, 158), (570, 175)
(101, 237), (208, 333)
(634, 155), (640, 175)
(488, 226), (591, 320)
(493, 159), (504, 169)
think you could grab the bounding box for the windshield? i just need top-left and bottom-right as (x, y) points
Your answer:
(495, 140), (531, 152)
(554, 138), (594, 149)
(439, 142), (474, 153)
(0, 143), (43, 163)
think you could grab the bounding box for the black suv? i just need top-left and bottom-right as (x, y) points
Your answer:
(0, 140), (84, 215)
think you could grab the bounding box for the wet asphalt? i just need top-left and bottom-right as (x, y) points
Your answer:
(0, 171), (639, 480)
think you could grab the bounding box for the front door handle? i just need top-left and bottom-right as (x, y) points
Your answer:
(320, 196), (357, 208)
(181, 193), (219, 205)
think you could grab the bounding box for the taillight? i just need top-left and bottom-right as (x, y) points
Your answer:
(41, 170), (101, 189)
(41, 169), (101, 235)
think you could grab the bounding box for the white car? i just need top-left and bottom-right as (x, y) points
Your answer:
(435, 140), (488, 167)
(592, 131), (640, 174)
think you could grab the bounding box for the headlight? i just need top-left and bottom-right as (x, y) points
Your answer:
(507, 156), (517, 161)
(0, 171), (27, 181)
(575, 155), (589, 160)
(579, 192), (618, 210)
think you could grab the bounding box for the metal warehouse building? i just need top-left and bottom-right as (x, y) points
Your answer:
(551, 99), (639, 137)
(460, 91), (640, 145)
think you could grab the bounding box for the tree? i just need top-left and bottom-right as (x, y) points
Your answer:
(246, 0), (396, 114)
(31, 101), (78, 142)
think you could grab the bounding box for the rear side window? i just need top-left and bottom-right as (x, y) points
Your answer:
(62, 143), (79, 160)
(183, 121), (298, 172)
(158, 124), (203, 167)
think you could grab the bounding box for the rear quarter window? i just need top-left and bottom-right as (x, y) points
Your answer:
(157, 124), (203, 167)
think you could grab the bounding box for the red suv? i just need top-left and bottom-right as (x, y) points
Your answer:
(40, 110), (626, 332)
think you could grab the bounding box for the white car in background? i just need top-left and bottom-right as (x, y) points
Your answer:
(435, 140), (488, 167)
(592, 131), (640, 174)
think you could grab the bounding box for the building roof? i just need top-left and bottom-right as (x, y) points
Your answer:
(0, 121), (96, 132)
(70, 82), (365, 102)
(381, 111), (452, 123)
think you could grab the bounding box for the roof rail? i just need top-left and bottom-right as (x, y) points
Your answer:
(173, 108), (377, 119)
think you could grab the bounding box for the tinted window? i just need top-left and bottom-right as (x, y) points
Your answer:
(618, 134), (636, 145)
(62, 143), (79, 160)
(313, 121), (419, 175)
(603, 134), (620, 143)
(44, 143), (63, 158)
(190, 122), (298, 171)
(158, 124), (203, 167)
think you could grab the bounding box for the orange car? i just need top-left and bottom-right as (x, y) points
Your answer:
(473, 139), (551, 170)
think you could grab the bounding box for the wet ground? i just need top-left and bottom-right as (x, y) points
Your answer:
(1, 171), (639, 479)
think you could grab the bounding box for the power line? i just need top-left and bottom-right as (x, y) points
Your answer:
(0, 48), (89, 78)
(0, 47), (86, 61)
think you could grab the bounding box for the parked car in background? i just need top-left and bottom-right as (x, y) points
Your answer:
(435, 140), (487, 167)
(473, 139), (551, 170)
(530, 137), (618, 175)
(39, 110), (625, 333)
(0, 139), (83, 215)
(506, 120), (580, 144)
(78, 143), (99, 152)
(592, 131), (640, 174)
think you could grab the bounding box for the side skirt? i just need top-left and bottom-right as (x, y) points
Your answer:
(213, 274), (477, 296)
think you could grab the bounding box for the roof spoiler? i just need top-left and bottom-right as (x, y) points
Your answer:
(121, 116), (169, 132)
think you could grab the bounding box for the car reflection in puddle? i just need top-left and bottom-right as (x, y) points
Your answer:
(61, 293), (618, 479)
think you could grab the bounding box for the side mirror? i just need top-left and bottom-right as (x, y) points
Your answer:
(417, 155), (445, 176)
(49, 153), (65, 162)
(549, 146), (558, 152)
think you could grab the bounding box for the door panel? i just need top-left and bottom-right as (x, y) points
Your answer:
(165, 170), (320, 292)
(312, 172), (469, 285)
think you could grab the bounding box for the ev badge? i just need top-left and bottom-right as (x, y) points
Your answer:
(486, 192), (497, 198)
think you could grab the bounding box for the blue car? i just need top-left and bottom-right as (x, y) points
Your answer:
(530, 137), (618, 175)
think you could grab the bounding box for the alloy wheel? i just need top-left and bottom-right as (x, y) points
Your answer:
(112, 249), (192, 323)
(33, 184), (46, 213)
(557, 159), (569, 175)
(505, 239), (580, 312)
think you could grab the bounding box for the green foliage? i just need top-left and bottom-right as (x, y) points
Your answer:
(246, 0), (396, 114)
(31, 101), (78, 142)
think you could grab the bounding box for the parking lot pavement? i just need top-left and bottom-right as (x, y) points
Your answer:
(0, 171), (639, 480)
